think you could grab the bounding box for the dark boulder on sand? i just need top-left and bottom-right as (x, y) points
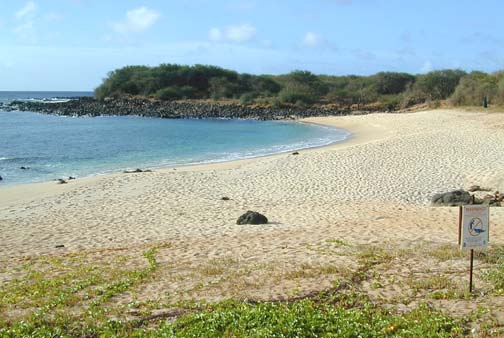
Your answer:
(431, 189), (472, 206)
(236, 211), (268, 225)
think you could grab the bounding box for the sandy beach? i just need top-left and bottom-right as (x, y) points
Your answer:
(2, 108), (504, 256)
(1, 108), (504, 324)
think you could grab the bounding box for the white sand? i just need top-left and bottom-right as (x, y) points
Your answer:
(1, 109), (503, 261)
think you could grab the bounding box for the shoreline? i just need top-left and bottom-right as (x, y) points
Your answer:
(0, 118), (351, 191)
(0, 110), (423, 208)
(0, 119), (354, 208)
(0, 112), (390, 221)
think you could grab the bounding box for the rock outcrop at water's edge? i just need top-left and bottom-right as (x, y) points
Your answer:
(3, 96), (378, 120)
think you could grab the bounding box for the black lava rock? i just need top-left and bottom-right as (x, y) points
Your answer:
(431, 189), (473, 206)
(5, 96), (356, 120)
(236, 211), (268, 225)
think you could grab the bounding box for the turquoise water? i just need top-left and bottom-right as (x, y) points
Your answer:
(0, 93), (349, 186)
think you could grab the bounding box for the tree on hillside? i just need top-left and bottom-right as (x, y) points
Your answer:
(374, 72), (415, 95)
(95, 66), (151, 99)
(277, 70), (328, 104)
(451, 71), (498, 106)
(414, 69), (466, 100)
(347, 77), (378, 106)
(209, 77), (239, 99)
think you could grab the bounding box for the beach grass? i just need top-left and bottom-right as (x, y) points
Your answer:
(2, 243), (504, 337)
(482, 246), (504, 294)
(0, 277), (466, 337)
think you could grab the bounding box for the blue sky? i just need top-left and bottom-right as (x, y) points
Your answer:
(1, 0), (503, 90)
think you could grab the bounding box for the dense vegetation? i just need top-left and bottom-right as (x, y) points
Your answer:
(95, 64), (504, 109)
(451, 71), (504, 106)
(0, 294), (465, 337)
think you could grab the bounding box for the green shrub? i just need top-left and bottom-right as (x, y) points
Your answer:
(277, 87), (316, 104)
(414, 69), (466, 100)
(178, 85), (197, 99)
(240, 92), (256, 105)
(451, 71), (498, 106)
(374, 72), (415, 95)
(376, 95), (402, 110)
(156, 87), (183, 101)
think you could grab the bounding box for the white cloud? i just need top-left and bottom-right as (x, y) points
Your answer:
(302, 32), (327, 48)
(13, 2), (38, 42)
(208, 24), (256, 43)
(208, 27), (222, 41)
(262, 39), (273, 48)
(16, 1), (37, 19)
(14, 21), (36, 42)
(421, 60), (433, 73)
(112, 7), (161, 35)
(227, 24), (256, 42)
(14, 21), (33, 33)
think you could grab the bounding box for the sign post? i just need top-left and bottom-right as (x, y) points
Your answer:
(458, 205), (489, 293)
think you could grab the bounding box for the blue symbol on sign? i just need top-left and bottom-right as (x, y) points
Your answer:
(468, 218), (485, 236)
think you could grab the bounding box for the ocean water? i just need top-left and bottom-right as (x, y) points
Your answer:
(0, 92), (349, 186)
(0, 91), (93, 104)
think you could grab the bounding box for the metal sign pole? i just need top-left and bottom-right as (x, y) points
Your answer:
(458, 206), (462, 246)
(469, 249), (474, 293)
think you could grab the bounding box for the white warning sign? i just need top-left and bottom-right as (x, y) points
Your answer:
(460, 205), (489, 251)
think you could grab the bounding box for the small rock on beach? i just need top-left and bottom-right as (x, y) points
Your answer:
(236, 211), (268, 225)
